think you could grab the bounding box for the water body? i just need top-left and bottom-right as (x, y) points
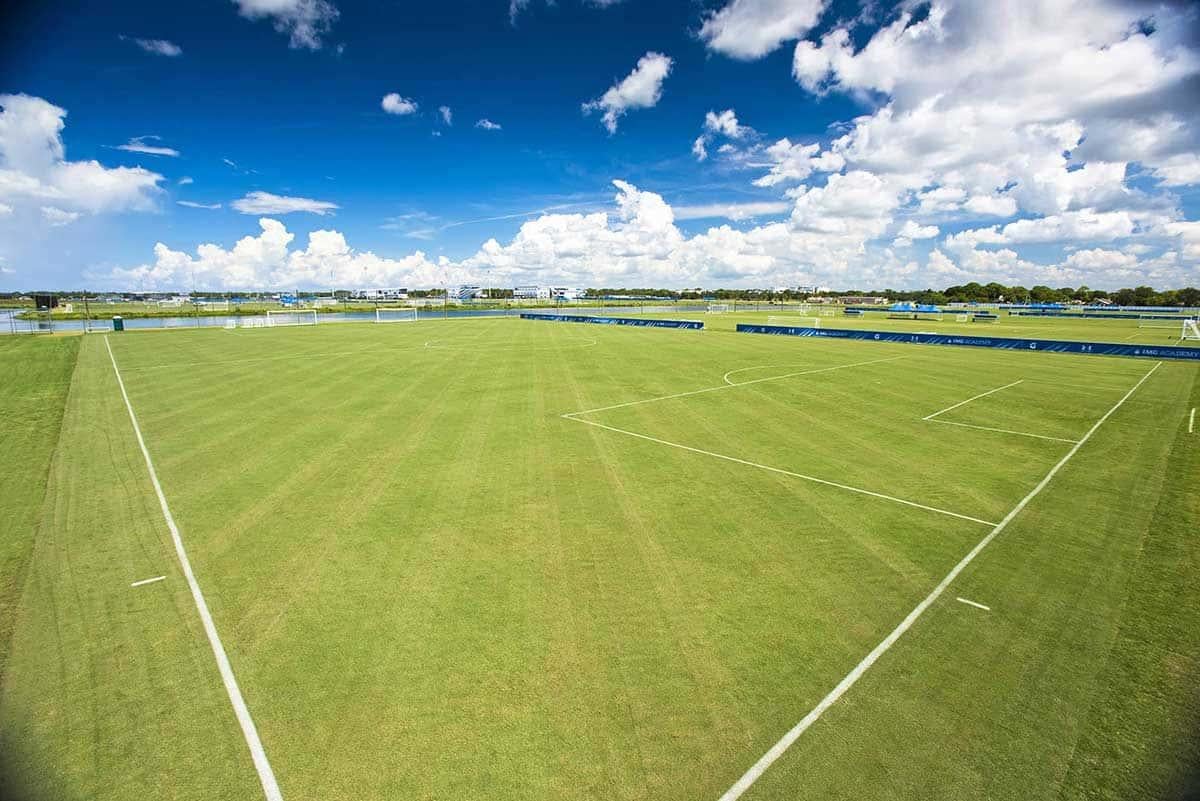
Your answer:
(0, 304), (728, 336)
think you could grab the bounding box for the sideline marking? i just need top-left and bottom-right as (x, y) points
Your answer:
(570, 355), (908, 417)
(922, 380), (1024, 421)
(565, 416), (996, 527)
(955, 597), (990, 611)
(1190, 408), (1195, 434)
(926, 419), (1080, 444)
(130, 575), (167, 588)
(715, 360), (1161, 801)
(105, 337), (283, 801)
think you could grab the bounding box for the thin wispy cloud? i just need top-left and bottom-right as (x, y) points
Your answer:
(177, 200), (222, 210)
(232, 191), (338, 215)
(114, 136), (180, 157)
(119, 35), (183, 57)
(475, 118), (502, 131)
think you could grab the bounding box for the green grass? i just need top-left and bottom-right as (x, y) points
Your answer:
(0, 319), (1197, 800)
(0, 335), (79, 671)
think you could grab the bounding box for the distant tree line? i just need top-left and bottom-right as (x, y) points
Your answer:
(585, 284), (1200, 306)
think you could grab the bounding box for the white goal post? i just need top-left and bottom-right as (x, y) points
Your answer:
(707, 303), (730, 314)
(266, 309), (318, 327)
(768, 315), (820, 328)
(955, 313), (969, 322)
(1182, 319), (1200, 341)
(204, 301), (230, 311)
(376, 308), (418, 323)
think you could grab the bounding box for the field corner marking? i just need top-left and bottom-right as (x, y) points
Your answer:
(130, 575), (167, 588)
(104, 337), (284, 801)
(714, 360), (1161, 801)
(955, 597), (991, 611)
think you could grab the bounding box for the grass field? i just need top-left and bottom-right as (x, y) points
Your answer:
(1, 317), (1197, 801)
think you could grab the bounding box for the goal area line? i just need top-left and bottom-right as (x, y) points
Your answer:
(713, 360), (1162, 801)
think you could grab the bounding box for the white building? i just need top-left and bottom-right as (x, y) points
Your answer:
(550, 287), (585, 300)
(514, 285), (551, 299)
(352, 288), (408, 300)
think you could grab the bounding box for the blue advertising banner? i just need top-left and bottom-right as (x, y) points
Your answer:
(521, 313), (703, 330)
(736, 324), (1200, 361)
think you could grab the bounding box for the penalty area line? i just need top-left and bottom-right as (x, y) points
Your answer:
(105, 337), (284, 801)
(562, 415), (996, 527)
(131, 575), (167, 588)
(955, 597), (990, 611)
(715, 360), (1162, 801)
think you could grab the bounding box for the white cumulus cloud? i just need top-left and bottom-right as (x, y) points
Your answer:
(701, 0), (827, 60)
(438, 106), (452, 126)
(232, 0), (339, 50)
(381, 94), (418, 115)
(0, 94), (163, 221)
(582, 51), (672, 134)
(475, 119), (502, 131)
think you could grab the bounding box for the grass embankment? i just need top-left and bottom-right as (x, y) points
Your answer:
(0, 336), (79, 671)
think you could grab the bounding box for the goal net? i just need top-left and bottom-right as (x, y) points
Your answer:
(768, 315), (820, 328)
(266, 309), (318, 327)
(205, 301), (230, 311)
(1182, 319), (1200, 341)
(707, 303), (730, 314)
(955, 313), (969, 322)
(376, 308), (417, 323)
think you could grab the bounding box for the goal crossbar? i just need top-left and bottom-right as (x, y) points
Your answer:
(266, 309), (318, 327)
(376, 308), (418, 323)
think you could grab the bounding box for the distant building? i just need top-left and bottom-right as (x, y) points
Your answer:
(450, 285), (485, 300)
(514, 285), (551, 299)
(550, 287), (584, 300)
(840, 295), (889, 305)
(352, 288), (408, 300)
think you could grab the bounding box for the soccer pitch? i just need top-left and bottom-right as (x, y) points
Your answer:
(1, 318), (1198, 800)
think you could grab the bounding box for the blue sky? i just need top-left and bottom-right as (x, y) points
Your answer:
(1, 0), (1199, 291)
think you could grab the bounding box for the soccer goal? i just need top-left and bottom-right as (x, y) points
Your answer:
(376, 308), (418, 323)
(955, 313), (969, 322)
(707, 303), (730, 314)
(1182, 319), (1200, 341)
(768, 315), (820, 328)
(266, 309), (318, 327)
(205, 301), (230, 311)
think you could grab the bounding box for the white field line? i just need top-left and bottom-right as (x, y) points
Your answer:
(955, 597), (990, 611)
(130, 575), (167, 588)
(105, 337), (283, 801)
(569, 355), (908, 418)
(926, 418), (1080, 444)
(1190, 407), (1195, 434)
(922, 380), (1024, 421)
(564, 416), (996, 527)
(715, 360), (1162, 801)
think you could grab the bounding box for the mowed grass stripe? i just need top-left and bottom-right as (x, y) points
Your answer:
(1, 336), (262, 801)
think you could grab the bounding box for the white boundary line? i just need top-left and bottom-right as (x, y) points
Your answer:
(569, 355), (908, 417)
(925, 418), (1080, 444)
(1190, 407), (1195, 434)
(105, 337), (283, 801)
(715, 360), (1161, 801)
(131, 575), (167, 588)
(922, 380), (1024, 421)
(955, 597), (990, 611)
(564, 416), (996, 527)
